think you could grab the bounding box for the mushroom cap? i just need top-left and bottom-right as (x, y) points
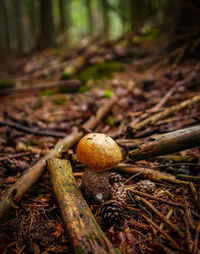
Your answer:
(76, 133), (122, 172)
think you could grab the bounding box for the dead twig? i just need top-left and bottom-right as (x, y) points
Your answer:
(114, 163), (188, 184)
(0, 152), (31, 162)
(135, 195), (184, 238)
(0, 121), (66, 138)
(182, 212), (194, 253)
(189, 182), (200, 212)
(142, 214), (181, 251)
(192, 220), (200, 254)
(0, 80), (81, 96)
(126, 189), (184, 208)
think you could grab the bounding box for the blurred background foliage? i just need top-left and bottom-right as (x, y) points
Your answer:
(0, 0), (199, 55)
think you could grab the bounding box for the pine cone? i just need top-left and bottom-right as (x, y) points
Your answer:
(100, 200), (124, 228)
(111, 182), (127, 206)
(109, 172), (124, 185)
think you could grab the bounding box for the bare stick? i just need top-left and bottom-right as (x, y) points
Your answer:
(183, 212), (193, 253)
(0, 96), (117, 220)
(135, 195), (184, 238)
(126, 189), (183, 208)
(132, 95), (200, 131)
(159, 209), (173, 230)
(48, 159), (121, 254)
(129, 125), (200, 161)
(0, 121), (66, 138)
(189, 182), (200, 212)
(114, 163), (188, 184)
(192, 220), (200, 254)
(142, 214), (181, 250)
(0, 80), (81, 96)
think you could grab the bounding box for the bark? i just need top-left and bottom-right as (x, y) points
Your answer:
(48, 159), (121, 254)
(129, 125), (200, 161)
(0, 95), (117, 220)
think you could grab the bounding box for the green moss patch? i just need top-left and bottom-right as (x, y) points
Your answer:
(0, 77), (15, 89)
(78, 61), (123, 84)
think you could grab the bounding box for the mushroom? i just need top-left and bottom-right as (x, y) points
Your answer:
(76, 133), (122, 203)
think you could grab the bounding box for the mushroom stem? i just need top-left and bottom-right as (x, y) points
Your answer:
(82, 168), (110, 203)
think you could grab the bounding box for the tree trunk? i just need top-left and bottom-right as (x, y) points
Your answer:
(85, 0), (94, 35)
(101, 0), (109, 39)
(129, 0), (143, 34)
(14, 0), (23, 54)
(0, 0), (10, 52)
(58, 0), (69, 45)
(39, 0), (54, 48)
(176, 0), (200, 30)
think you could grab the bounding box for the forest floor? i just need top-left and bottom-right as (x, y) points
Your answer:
(0, 38), (200, 253)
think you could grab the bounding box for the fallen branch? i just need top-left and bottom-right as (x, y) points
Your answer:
(48, 159), (121, 254)
(0, 80), (81, 96)
(114, 163), (187, 183)
(0, 128), (82, 220)
(0, 95), (117, 220)
(132, 95), (200, 131)
(129, 125), (200, 161)
(0, 121), (66, 138)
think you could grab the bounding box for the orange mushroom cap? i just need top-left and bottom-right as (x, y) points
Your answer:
(76, 133), (122, 172)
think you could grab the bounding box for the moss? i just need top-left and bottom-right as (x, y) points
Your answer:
(40, 89), (58, 96)
(104, 90), (113, 98)
(108, 116), (116, 126)
(0, 77), (14, 89)
(78, 61), (123, 85)
(133, 27), (164, 45)
(79, 85), (91, 93)
(52, 96), (67, 105)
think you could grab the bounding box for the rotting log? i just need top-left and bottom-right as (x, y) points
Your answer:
(132, 95), (200, 131)
(0, 95), (118, 220)
(48, 159), (121, 254)
(129, 125), (200, 161)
